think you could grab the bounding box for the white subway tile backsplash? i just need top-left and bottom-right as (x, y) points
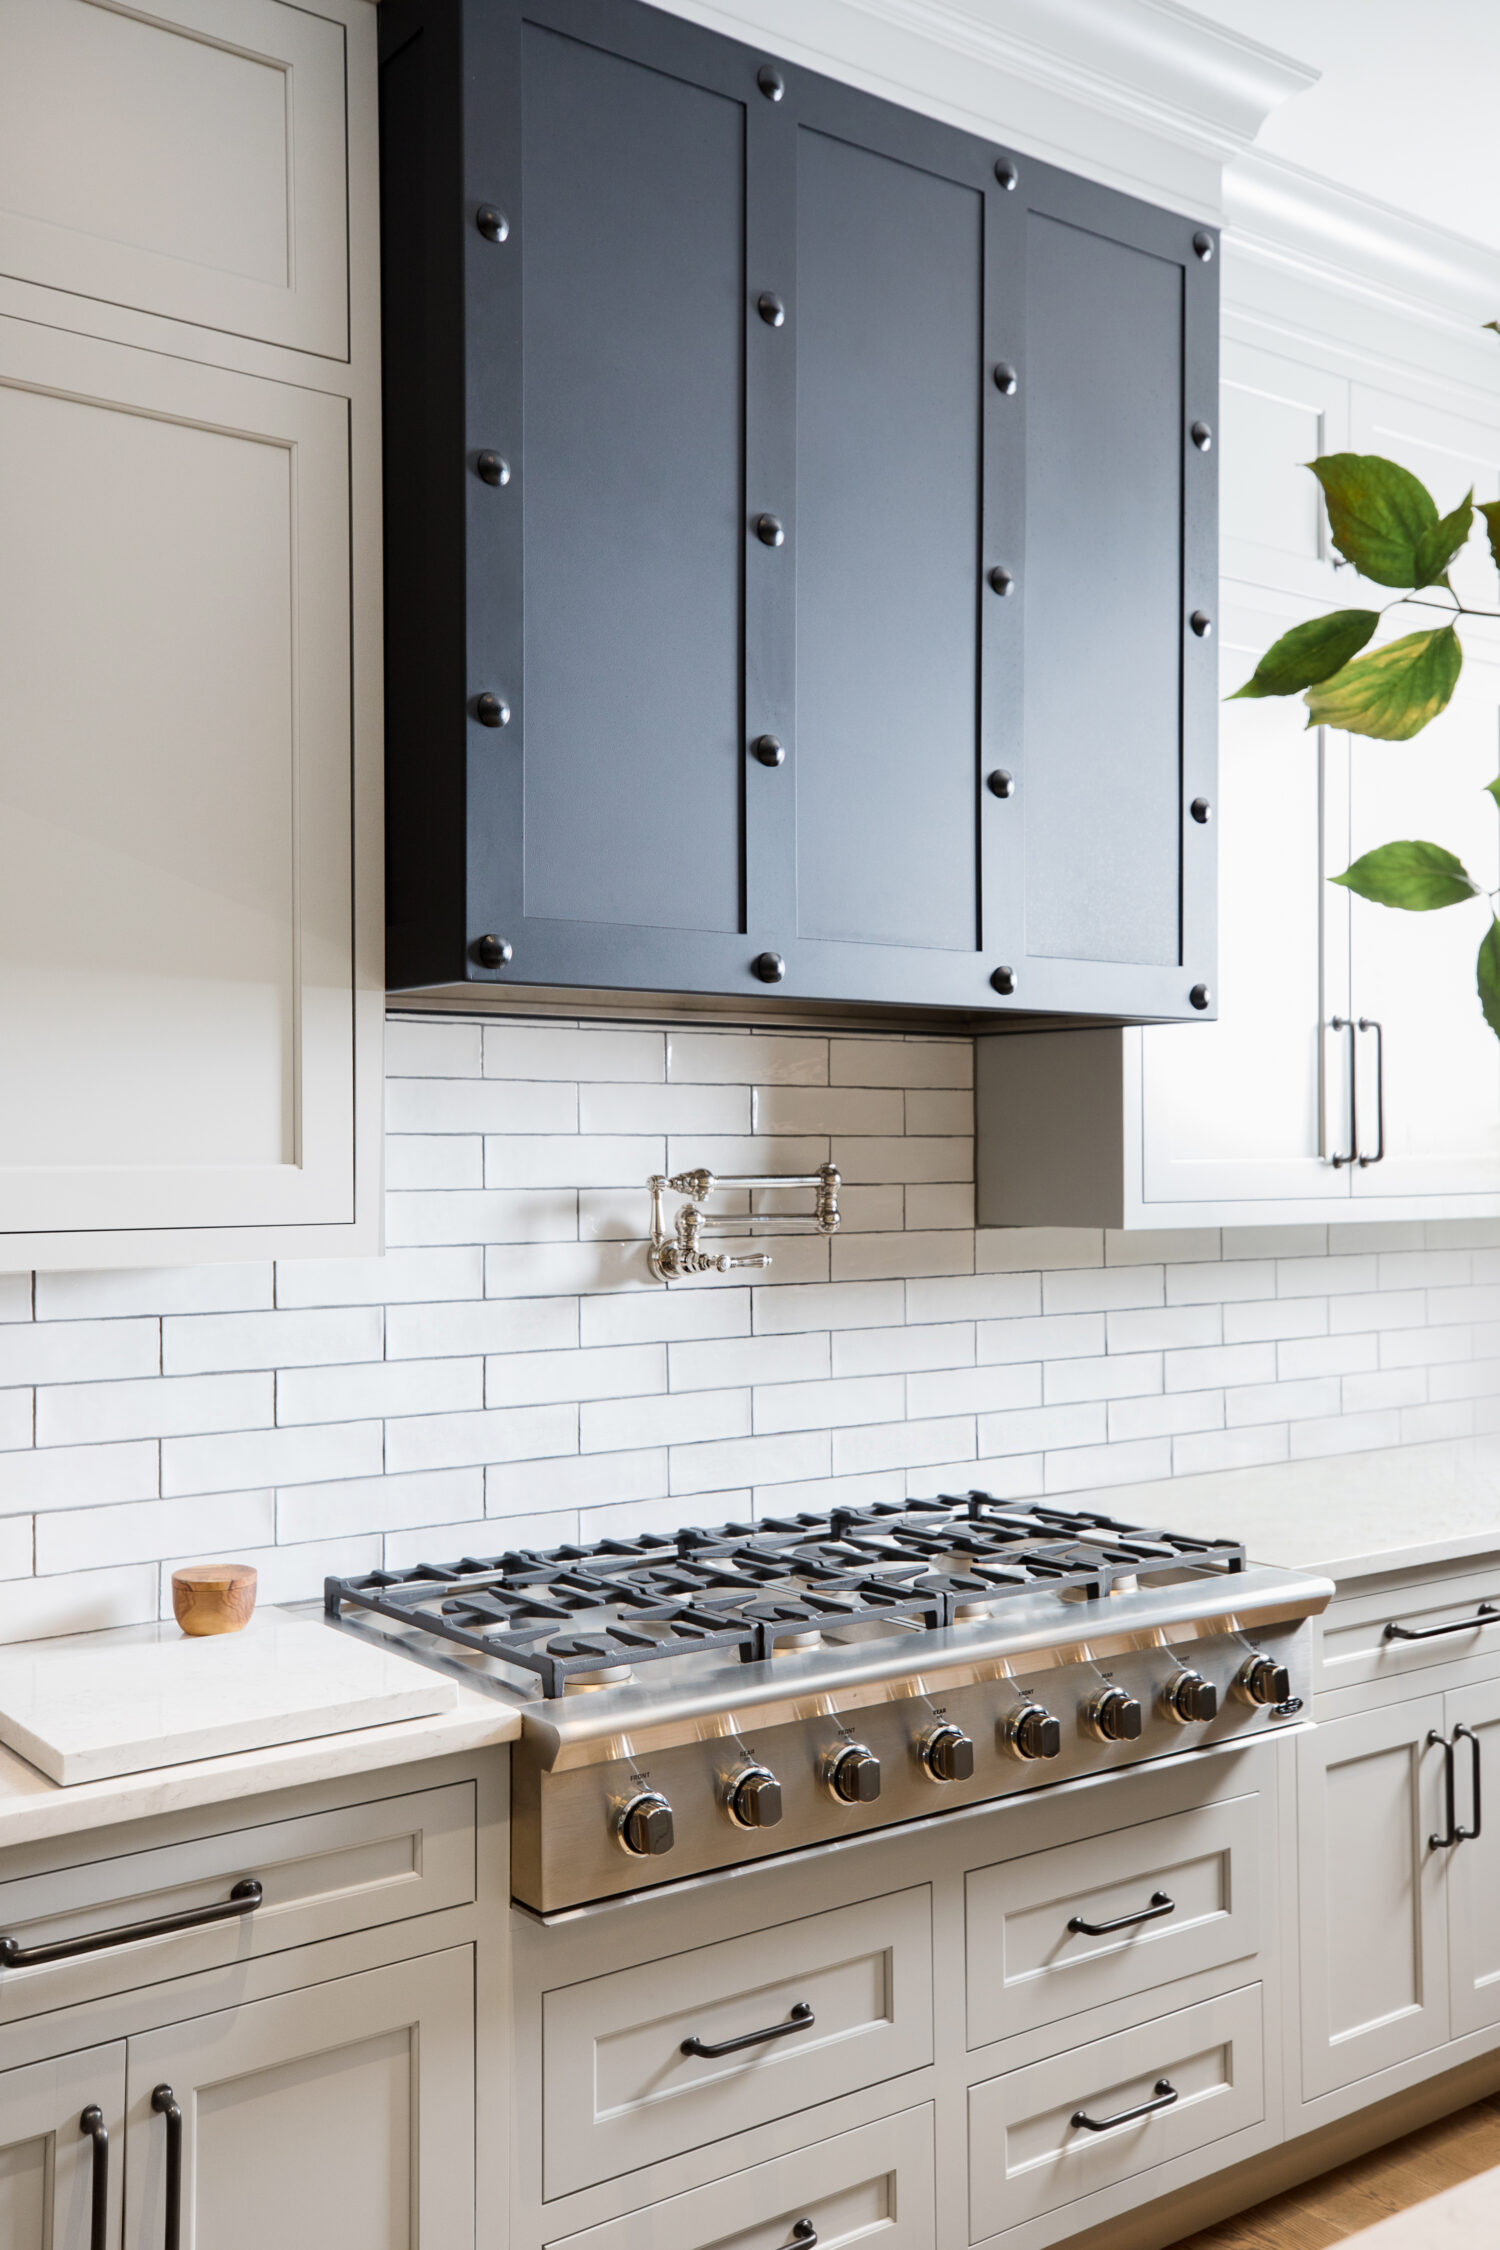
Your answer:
(1, 1012), (1491, 1643)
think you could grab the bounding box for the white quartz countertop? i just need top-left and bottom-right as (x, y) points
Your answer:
(1066, 1436), (1500, 1584)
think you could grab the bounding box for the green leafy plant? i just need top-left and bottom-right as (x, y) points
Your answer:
(1231, 452), (1500, 1037)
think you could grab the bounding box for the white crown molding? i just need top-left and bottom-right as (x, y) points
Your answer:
(1225, 150), (1500, 341)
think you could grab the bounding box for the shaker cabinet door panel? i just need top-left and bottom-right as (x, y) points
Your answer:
(0, 316), (358, 1248)
(0, 2044), (125, 2250)
(1444, 1677), (1500, 2040)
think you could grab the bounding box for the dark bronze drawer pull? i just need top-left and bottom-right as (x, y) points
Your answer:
(0, 1878), (262, 1969)
(152, 2086), (182, 2250)
(1072, 2077), (1178, 2133)
(1385, 1603), (1500, 1642)
(682, 2001), (814, 2059)
(1068, 1890), (1174, 1937)
(784, 2226), (817, 2249)
(80, 2105), (109, 2250)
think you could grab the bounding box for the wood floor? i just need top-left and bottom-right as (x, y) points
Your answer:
(1167, 2096), (1500, 2246)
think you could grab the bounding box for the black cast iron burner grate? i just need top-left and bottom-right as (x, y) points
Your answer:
(324, 1491), (1247, 1698)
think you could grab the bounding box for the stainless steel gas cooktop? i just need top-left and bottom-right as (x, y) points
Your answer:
(325, 1493), (1333, 1914)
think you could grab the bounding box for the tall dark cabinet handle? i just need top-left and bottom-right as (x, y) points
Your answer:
(1329, 1017), (1358, 1167)
(0, 1877), (262, 1968)
(79, 2105), (109, 2250)
(1429, 1728), (1459, 1849)
(1356, 1017), (1385, 1165)
(1455, 1724), (1483, 1842)
(151, 2085), (182, 2250)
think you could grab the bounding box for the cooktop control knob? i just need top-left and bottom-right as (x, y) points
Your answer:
(617, 1791), (675, 1857)
(1164, 1670), (1218, 1725)
(728, 1766), (783, 1829)
(919, 1724), (975, 1783)
(1084, 1686), (1144, 1744)
(1235, 1653), (1291, 1707)
(1003, 1703), (1062, 1762)
(826, 1744), (882, 1804)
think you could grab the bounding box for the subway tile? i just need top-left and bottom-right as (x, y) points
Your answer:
(36, 1264), (272, 1319)
(672, 1331), (831, 1391)
(1222, 1297), (1328, 1345)
(754, 1373), (905, 1434)
(667, 1031), (828, 1085)
(1226, 1376), (1342, 1427)
(279, 1467), (484, 1545)
(1334, 1221), (1428, 1254)
(578, 1188), (654, 1242)
(581, 1491), (750, 1543)
(163, 1418), (384, 1495)
(1402, 1400), (1476, 1444)
(581, 1388), (748, 1454)
(944, 1454), (1045, 1501)
(384, 1402), (577, 1476)
(38, 1373), (271, 1448)
(384, 1017), (483, 1077)
(753, 1280), (905, 1335)
(830, 1038), (971, 1088)
(671, 1430), (831, 1496)
(836, 1186), (907, 1234)
(1044, 1437), (1173, 1494)
(1105, 1229), (1220, 1267)
(753, 1086), (905, 1136)
(976, 1401), (1107, 1458)
(1277, 1332), (1379, 1381)
(1042, 1266), (1163, 1315)
(164, 1306), (383, 1376)
(1427, 1285), (1500, 1325)
(276, 1246), (483, 1309)
(0, 1565), (159, 1645)
(1380, 1324), (1473, 1369)
(0, 1275), (30, 1323)
(0, 1319), (158, 1388)
(1340, 1366), (1426, 1415)
(1428, 1218), (1500, 1250)
(832, 1416), (976, 1476)
(488, 1343), (665, 1408)
(582, 1289), (749, 1348)
(487, 1448), (667, 1516)
(1169, 1260), (1274, 1305)
(0, 1518), (31, 1580)
(387, 1077), (577, 1135)
(832, 1232), (973, 1283)
(1428, 1358), (1500, 1403)
(660, 1235), (831, 1291)
(0, 1391), (31, 1451)
(908, 1363), (1041, 1418)
(976, 1228), (1102, 1273)
(1173, 1425), (1290, 1477)
(908, 1273), (1040, 1324)
(1289, 1409), (1403, 1460)
(836, 1138), (971, 1185)
(395, 1508), (571, 1565)
(1276, 1254), (1378, 1298)
(904, 1089), (973, 1136)
(1045, 1353), (1162, 1405)
(581, 1082), (750, 1135)
(484, 1023), (664, 1081)
(483, 1135), (662, 1189)
(1221, 1225), (1327, 1260)
(756, 1470), (908, 1517)
(1377, 1250), (1472, 1290)
(37, 1490), (274, 1576)
(0, 1439), (158, 1516)
(484, 1242), (648, 1298)
(387, 1295), (578, 1361)
(389, 1187), (577, 1246)
(1105, 1304), (1220, 1354)
(666, 1136), (828, 1179)
(1164, 1342), (1277, 1393)
(1328, 1290), (1427, 1334)
(278, 1357), (482, 1426)
(385, 1136), (484, 1192)
(905, 1183), (974, 1231)
(1108, 1389), (1224, 1441)
(832, 1323), (974, 1379)
(977, 1311), (1103, 1364)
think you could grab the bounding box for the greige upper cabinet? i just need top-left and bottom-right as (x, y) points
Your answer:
(379, 0), (1217, 1024)
(0, 0), (382, 1267)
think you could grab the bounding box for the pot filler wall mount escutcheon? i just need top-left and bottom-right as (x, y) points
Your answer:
(324, 1493), (1332, 1914)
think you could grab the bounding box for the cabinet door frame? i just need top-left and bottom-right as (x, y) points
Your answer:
(1444, 1675), (1500, 2039)
(0, 2040), (125, 2250)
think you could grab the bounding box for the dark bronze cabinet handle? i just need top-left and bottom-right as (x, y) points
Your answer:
(152, 2085), (182, 2250)
(1356, 1017), (1385, 1165)
(784, 2226), (817, 2249)
(1068, 1890), (1175, 1937)
(1456, 1723), (1483, 1843)
(1386, 1604), (1500, 1643)
(0, 1877), (262, 1968)
(1072, 2077), (1178, 2133)
(80, 2105), (109, 2250)
(682, 2001), (814, 2059)
(1330, 1016), (1357, 1167)
(1429, 1728), (1459, 1850)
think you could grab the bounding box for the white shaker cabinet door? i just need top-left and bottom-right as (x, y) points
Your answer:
(0, 313), (372, 1258)
(0, 2042), (125, 2250)
(1444, 1676), (1500, 2040)
(124, 1951), (474, 2250)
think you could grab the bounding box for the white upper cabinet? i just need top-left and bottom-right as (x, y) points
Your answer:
(0, 0), (349, 358)
(0, 0), (380, 1266)
(1219, 337), (1349, 601)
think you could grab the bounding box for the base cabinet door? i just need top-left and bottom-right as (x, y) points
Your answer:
(1296, 1697), (1450, 2101)
(0, 2043), (125, 2250)
(123, 1950), (474, 2250)
(1445, 1677), (1500, 2039)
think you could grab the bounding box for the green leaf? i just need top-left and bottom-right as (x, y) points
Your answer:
(1479, 919), (1500, 1040)
(1488, 774), (1500, 811)
(1478, 499), (1500, 576)
(1228, 610), (1379, 700)
(1309, 454), (1440, 587)
(1304, 626), (1462, 740)
(1485, 320), (1500, 339)
(1412, 488), (1474, 588)
(1331, 840), (1479, 911)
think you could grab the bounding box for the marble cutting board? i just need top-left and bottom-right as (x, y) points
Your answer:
(0, 1608), (457, 1784)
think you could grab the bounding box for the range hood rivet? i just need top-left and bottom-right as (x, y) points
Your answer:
(476, 451), (510, 486)
(474, 692), (510, 727)
(472, 936), (512, 970)
(991, 965), (1016, 995)
(476, 205), (509, 243)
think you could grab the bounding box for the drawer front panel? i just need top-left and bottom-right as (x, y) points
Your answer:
(968, 1985), (1264, 2242)
(0, 1782), (475, 2022)
(542, 1886), (933, 2200)
(546, 2105), (936, 2250)
(1319, 1567), (1500, 1699)
(966, 1794), (1262, 2050)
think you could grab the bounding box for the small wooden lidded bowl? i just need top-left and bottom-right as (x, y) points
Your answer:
(172, 1562), (258, 1637)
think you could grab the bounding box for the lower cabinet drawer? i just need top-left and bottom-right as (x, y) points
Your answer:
(1319, 1565), (1500, 1700)
(966, 1794), (1262, 2049)
(542, 1886), (933, 2201)
(0, 1782), (475, 2022)
(545, 2105), (936, 2249)
(968, 1985), (1264, 2242)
